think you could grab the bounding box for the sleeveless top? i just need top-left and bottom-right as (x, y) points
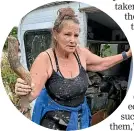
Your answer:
(39, 50), (90, 127)
(45, 50), (89, 107)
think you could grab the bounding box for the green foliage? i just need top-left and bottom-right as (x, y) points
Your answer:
(1, 52), (17, 83)
(1, 26), (21, 109)
(9, 26), (18, 38)
(1, 51), (19, 106)
(100, 44), (112, 57)
(3, 26), (18, 50)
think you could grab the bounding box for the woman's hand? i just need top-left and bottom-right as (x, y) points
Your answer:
(15, 78), (33, 96)
(126, 48), (132, 58)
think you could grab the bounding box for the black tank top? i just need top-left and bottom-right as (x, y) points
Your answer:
(45, 50), (89, 107)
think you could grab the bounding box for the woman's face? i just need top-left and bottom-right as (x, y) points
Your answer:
(54, 20), (80, 53)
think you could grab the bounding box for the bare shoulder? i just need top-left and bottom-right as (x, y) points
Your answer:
(76, 47), (91, 58)
(77, 46), (89, 52)
(31, 48), (53, 70)
(37, 48), (53, 61)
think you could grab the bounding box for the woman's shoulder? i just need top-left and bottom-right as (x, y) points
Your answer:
(35, 48), (53, 62)
(76, 47), (93, 62)
(76, 46), (90, 55)
(38, 48), (53, 57)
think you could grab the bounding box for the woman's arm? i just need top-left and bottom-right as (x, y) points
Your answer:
(82, 48), (132, 72)
(28, 52), (50, 102)
(15, 52), (50, 102)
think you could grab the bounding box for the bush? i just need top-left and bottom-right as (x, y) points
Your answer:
(1, 41), (20, 108)
(3, 26), (18, 50)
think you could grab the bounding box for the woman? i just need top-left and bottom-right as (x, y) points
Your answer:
(15, 8), (132, 130)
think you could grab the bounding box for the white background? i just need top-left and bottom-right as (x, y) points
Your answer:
(0, 0), (134, 131)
